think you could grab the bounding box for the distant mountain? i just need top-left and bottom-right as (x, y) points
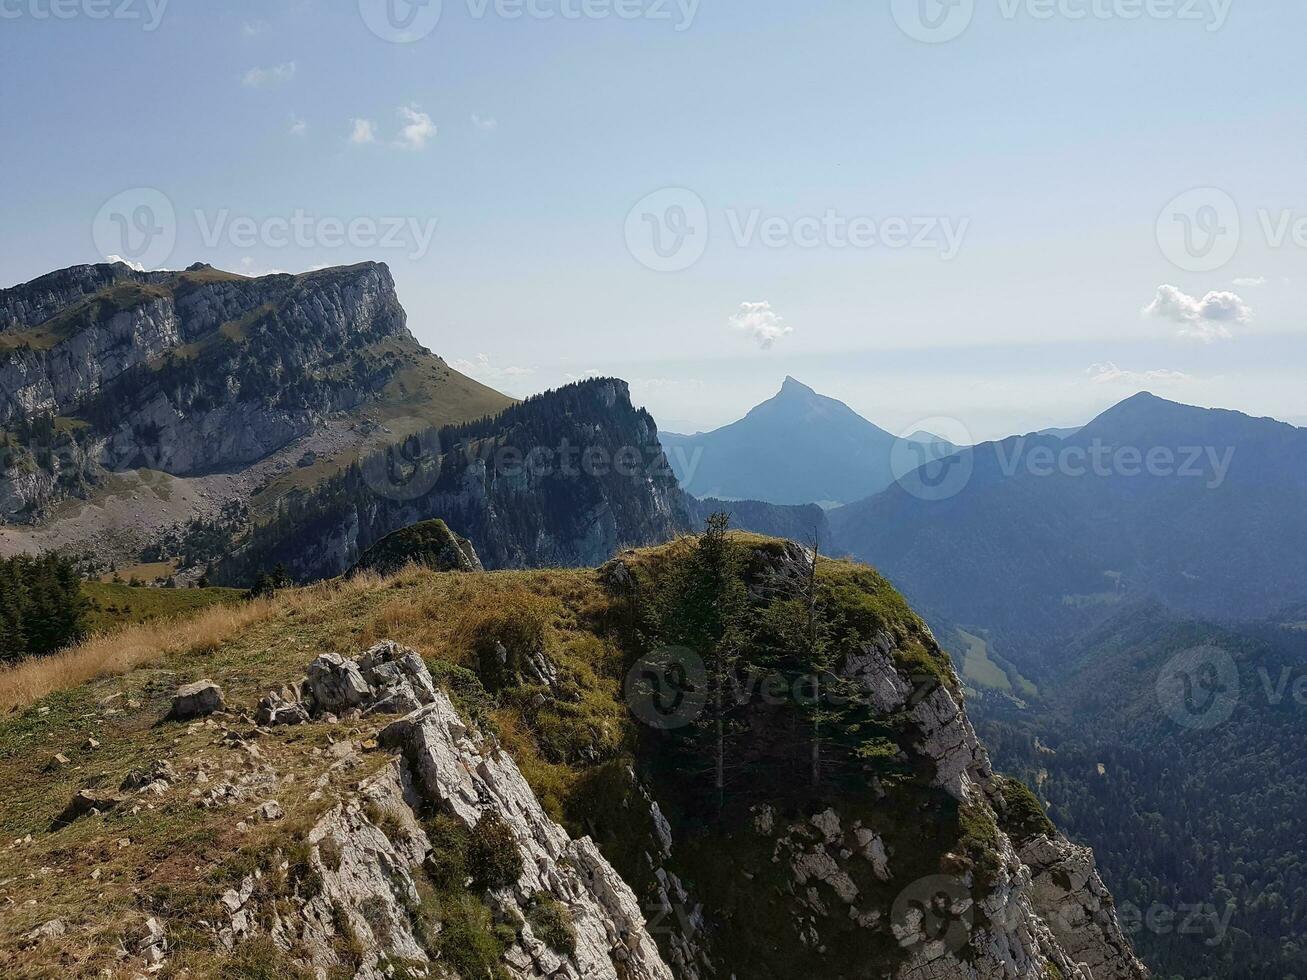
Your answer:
(829, 392), (1307, 665)
(660, 377), (949, 506)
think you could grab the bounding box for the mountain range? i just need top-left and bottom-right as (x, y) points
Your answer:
(0, 263), (826, 581)
(661, 377), (952, 507)
(829, 392), (1307, 667)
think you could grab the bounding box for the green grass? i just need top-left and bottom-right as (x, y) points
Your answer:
(83, 582), (246, 632)
(957, 629), (1012, 692)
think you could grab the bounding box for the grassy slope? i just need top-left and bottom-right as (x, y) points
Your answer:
(0, 536), (967, 978)
(250, 335), (514, 519)
(83, 582), (246, 633)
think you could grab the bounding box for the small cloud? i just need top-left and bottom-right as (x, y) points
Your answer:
(472, 113), (498, 132)
(451, 353), (534, 383)
(396, 105), (436, 150)
(1233, 276), (1267, 287)
(1086, 362), (1192, 386)
(1143, 284), (1252, 343)
(729, 301), (793, 350)
(350, 118), (377, 145)
(288, 116), (307, 137)
(239, 257), (289, 277)
(106, 254), (146, 272)
(242, 19), (269, 37)
(242, 61), (297, 88)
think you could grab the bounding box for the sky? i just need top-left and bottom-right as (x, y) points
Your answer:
(1, 0), (1304, 441)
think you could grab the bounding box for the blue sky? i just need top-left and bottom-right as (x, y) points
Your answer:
(2, 0), (1304, 439)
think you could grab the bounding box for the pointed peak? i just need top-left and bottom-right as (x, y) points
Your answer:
(779, 376), (816, 396)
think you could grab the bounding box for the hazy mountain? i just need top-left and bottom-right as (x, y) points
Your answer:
(660, 377), (949, 507)
(829, 392), (1307, 664)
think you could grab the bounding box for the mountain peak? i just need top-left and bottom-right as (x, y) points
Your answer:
(780, 375), (816, 396)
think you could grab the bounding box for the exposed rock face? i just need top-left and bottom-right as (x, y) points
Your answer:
(0, 262), (411, 519)
(1020, 835), (1150, 980)
(256, 640), (439, 724)
(381, 699), (674, 980)
(833, 626), (1148, 980)
(231, 644), (676, 980)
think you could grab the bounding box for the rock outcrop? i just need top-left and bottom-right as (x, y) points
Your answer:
(228, 642), (675, 980)
(349, 518), (484, 576)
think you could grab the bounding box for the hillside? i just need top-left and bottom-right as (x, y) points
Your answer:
(0, 534), (1146, 979)
(0, 262), (512, 568)
(661, 378), (951, 507)
(829, 392), (1307, 667)
(975, 604), (1307, 979)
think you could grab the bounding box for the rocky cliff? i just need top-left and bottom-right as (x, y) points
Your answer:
(0, 536), (1147, 979)
(211, 378), (694, 583)
(0, 261), (512, 537)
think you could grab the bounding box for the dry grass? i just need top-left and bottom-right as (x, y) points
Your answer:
(0, 597), (278, 713)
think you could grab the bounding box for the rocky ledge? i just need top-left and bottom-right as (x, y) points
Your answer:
(219, 641), (674, 980)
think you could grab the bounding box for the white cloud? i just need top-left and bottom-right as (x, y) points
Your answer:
(1233, 276), (1267, 287)
(1142, 284), (1252, 342)
(289, 116), (307, 137)
(451, 353), (534, 383)
(396, 105), (436, 150)
(242, 20), (269, 37)
(1086, 362), (1192, 386)
(241, 61), (297, 88)
(350, 118), (377, 145)
(729, 301), (793, 349)
(239, 257), (289, 277)
(106, 254), (146, 272)
(472, 113), (498, 132)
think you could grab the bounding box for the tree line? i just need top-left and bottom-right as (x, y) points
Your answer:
(0, 553), (88, 663)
